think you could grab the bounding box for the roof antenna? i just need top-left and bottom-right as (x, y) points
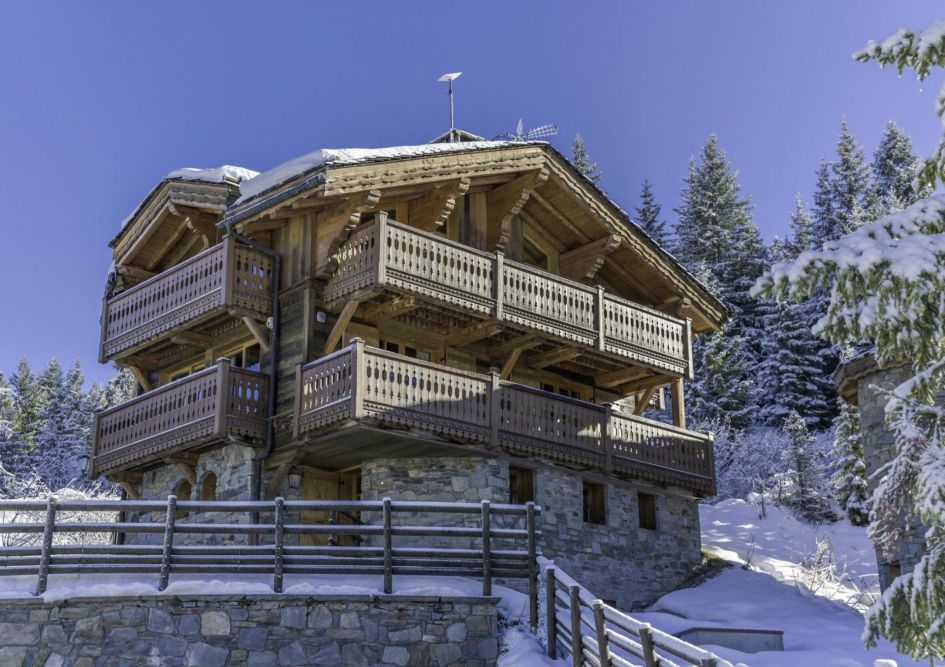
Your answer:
(438, 72), (462, 142)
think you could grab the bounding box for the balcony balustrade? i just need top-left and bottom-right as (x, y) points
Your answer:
(90, 359), (269, 477)
(294, 341), (714, 495)
(100, 237), (273, 362)
(324, 217), (692, 377)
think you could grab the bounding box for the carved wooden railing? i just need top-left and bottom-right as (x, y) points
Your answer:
(323, 218), (692, 377)
(295, 341), (715, 495)
(100, 237), (273, 361)
(90, 359), (269, 477)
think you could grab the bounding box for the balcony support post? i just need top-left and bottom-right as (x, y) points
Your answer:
(351, 338), (366, 420)
(375, 212), (388, 286)
(214, 357), (232, 436)
(489, 369), (501, 449)
(685, 317), (694, 380)
(595, 285), (606, 352)
(221, 235), (236, 308)
(493, 251), (505, 321)
(671, 377), (687, 429)
(602, 403), (613, 474)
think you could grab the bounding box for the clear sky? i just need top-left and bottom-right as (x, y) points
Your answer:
(1, 1), (942, 384)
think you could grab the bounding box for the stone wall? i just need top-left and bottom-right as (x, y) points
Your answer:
(360, 456), (702, 610)
(856, 365), (928, 589)
(0, 593), (499, 667)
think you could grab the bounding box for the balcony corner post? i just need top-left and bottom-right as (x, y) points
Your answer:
(488, 368), (501, 449)
(493, 251), (505, 321)
(351, 338), (366, 419)
(214, 357), (232, 436)
(376, 214), (388, 286)
(685, 317), (694, 380)
(595, 285), (606, 352)
(292, 364), (303, 441)
(706, 431), (717, 496)
(602, 403), (613, 474)
(221, 235), (236, 309)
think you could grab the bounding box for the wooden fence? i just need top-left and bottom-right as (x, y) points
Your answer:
(0, 497), (540, 626)
(540, 558), (721, 667)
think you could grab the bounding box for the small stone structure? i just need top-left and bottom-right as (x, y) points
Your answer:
(360, 456), (702, 610)
(0, 593), (499, 667)
(835, 353), (928, 590)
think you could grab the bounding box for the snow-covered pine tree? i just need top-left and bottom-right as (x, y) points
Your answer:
(829, 119), (872, 239)
(780, 410), (836, 524)
(571, 134), (602, 184)
(686, 328), (756, 431)
(9, 358), (41, 448)
(810, 161), (834, 247)
(872, 120), (928, 214)
(634, 179), (669, 246)
(831, 401), (869, 526)
(786, 194), (814, 256)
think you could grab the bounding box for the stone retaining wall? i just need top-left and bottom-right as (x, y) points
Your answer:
(0, 594), (499, 667)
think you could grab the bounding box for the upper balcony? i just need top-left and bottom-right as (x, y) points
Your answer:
(323, 217), (692, 381)
(90, 358), (269, 478)
(100, 237), (273, 363)
(293, 341), (714, 496)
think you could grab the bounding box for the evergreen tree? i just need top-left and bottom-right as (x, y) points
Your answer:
(786, 194), (814, 256)
(831, 401), (869, 526)
(872, 120), (926, 212)
(571, 134), (602, 184)
(780, 411), (836, 524)
(810, 161), (834, 248)
(829, 119), (872, 239)
(9, 358), (40, 447)
(634, 179), (669, 246)
(686, 329), (756, 431)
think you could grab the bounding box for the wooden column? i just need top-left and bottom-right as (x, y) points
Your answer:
(545, 566), (558, 659)
(671, 378), (686, 429)
(158, 495), (177, 591)
(351, 338), (365, 419)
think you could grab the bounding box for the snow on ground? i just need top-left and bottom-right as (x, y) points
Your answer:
(630, 499), (921, 667)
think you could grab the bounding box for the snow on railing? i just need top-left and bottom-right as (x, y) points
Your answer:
(538, 557), (724, 667)
(0, 497), (540, 627)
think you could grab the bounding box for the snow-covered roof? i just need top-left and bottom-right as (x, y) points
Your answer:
(234, 141), (522, 206)
(166, 165), (259, 185)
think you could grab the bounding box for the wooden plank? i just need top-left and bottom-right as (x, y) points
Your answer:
(361, 296), (418, 324)
(633, 386), (658, 416)
(595, 366), (651, 389)
(170, 331), (212, 347)
(446, 320), (503, 347)
(323, 299), (361, 354)
(242, 316), (271, 353)
(528, 346), (581, 370)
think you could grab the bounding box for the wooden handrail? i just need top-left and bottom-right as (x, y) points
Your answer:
(539, 558), (720, 667)
(0, 497), (541, 604)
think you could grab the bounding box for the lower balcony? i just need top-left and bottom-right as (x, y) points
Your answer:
(293, 341), (715, 496)
(91, 359), (270, 478)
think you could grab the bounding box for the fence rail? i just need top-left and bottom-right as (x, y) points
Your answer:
(296, 341), (715, 495)
(0, 497), (540, 627)
(540, 558), (721, 667)
(323, 216), (692, 377)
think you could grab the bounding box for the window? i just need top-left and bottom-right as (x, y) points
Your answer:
(638, 492), (657, 530)
(200, 472), (218, 501)
(379, 338), (432, 361)
(509, 467), (535, 505)
(174, 480), (192, 520)
(541, 382), (582, 400)
(582, 482), (606, 524)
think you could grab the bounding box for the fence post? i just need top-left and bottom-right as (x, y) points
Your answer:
(273, 497), (285, 593)
(639, 623), (658, 667)
(700, 658), (718, 667)
(481, 500), (491, 596)
(545, 566), (558, 659)
(593, 600), (611, 666)
(526, 501), (538, 630)
(35, 496), (57, 596)
(158, 495), (177, 592)
(382, 497), (393, 594)
(569, 585), (582, 667)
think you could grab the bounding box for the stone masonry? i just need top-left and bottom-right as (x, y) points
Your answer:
(855, 363), (928, 590)
(0, 593), (499, 667)
(360, 456), (702, 610)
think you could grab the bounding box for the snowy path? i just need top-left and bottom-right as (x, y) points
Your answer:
(631, 500), (921, 667)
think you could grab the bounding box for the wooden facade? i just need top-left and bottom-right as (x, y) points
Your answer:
(92, 140), (726, 498)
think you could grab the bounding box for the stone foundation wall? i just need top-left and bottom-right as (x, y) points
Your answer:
(360, 456), (702, 610)
(856, 365), (928, 589)
(0, 594), (499, 667)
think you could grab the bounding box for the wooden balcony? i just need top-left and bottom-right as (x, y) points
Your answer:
(324, 217), (693, 378)
(100, 237), (273, 363)
(90, 359), (270, 478)
(293, 341), (715, 496)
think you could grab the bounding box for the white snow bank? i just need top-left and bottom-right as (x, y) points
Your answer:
(166, 165), (259, 184)
(499, 628), (566, 666)
(234, 141), (520, 205)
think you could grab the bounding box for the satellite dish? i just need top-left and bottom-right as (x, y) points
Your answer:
(438, 72), (463, 82)
(438, 72), (464, 142)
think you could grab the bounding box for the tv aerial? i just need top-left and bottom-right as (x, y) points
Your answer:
(496, 119), (559, 142)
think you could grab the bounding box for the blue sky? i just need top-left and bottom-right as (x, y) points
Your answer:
(0, 1), (942, 384)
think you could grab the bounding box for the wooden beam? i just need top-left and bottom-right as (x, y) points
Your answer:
(128, 366), (152, 393)
(145, 218), (190, 271)
(617, 374), (670, 395)
(559, 235), (621, 281)
(162, 233), (203, 268)
(408, 178), (470, 231)
(487, 169), (549, 252)
(487, 334), (541, 359)
(176, 462), (197, 485)
(266, 462), (293, 500)
(500, 347), (525, 380)
(118, 264), (155, 283)
(601, 255), (661, 303)
(322, 190), (383, 275)
(528, 346), (581, 370)
(120, 481), (139, 500)
(671, 378), (686, 429)
(361, 296), (418, 323)
(242, 316), (271, 353)
(633, 386), (658, 416)
(323, 298), (362, 354)
(529, 190), (592, 243)
(446, 320), (503, 347)
(171, 331), (213, 347)
(185, 215), (218, 248)
(596, 366), (652, 389)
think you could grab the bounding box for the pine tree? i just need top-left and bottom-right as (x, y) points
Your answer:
(571, 134), (602, 184)
(686, 329), (756, 431)
(810, 161), (834, 248)
(830, 119), (872, 239)
(9, 358), (40, 447)
(634, 179), (669, 246)
(831, 402), (869, 526)
(786, 194), (814, 256)
(780, 411), (836, 524)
